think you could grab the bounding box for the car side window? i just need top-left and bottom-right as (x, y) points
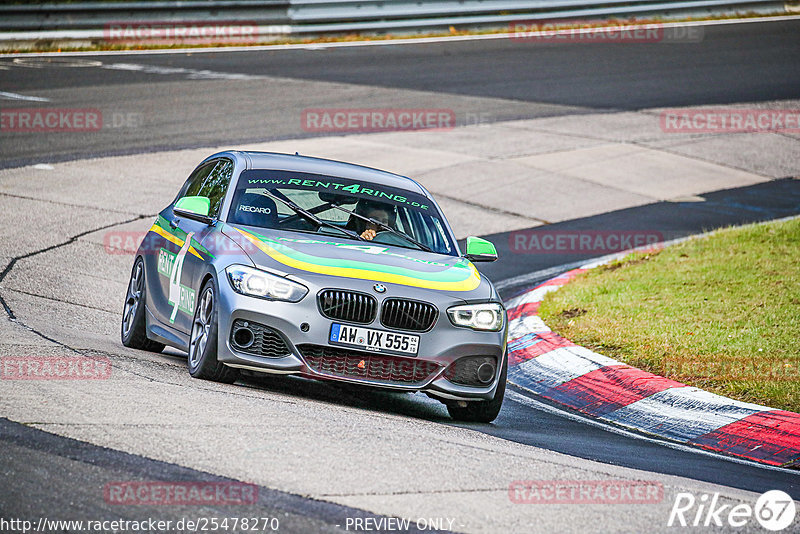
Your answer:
(176, 159), (233, 217)
(198, 159), (233, 217)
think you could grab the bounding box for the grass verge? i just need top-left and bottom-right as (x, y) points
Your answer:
(538, 217), (800, 413)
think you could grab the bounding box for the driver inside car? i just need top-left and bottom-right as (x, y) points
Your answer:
(345, 199), (396, 241)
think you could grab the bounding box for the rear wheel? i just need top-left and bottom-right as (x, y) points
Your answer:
(121, 257), (165, 353)
(446, 353), (507, 423)
(187, 278), (239, 384)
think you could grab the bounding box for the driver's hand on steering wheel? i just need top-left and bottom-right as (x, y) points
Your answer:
(360, 229), (377, 240)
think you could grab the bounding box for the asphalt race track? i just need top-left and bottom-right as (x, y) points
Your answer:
(1, 18), (799, 168)
(1, 16), (800, 534)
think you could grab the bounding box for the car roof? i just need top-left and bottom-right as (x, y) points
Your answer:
(217, 150), (429, 196)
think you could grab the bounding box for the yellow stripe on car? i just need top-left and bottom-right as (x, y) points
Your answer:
(149, 224), (204, 260)
(235, 227), (481, 292)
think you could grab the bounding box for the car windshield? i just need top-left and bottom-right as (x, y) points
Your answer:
(228, 169), (456, 255)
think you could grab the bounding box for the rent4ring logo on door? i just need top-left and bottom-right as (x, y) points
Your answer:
(157, 249), (176, 278)
(157, 240), (196, 323)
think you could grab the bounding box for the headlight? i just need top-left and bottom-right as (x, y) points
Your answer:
(226, 265), (308, 302)
(447, 303), (504, 331)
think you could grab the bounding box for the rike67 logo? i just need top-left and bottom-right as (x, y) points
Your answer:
(668, 490), (796, 531)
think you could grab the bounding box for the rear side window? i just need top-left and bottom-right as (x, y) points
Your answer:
(177, 159), (234, 217)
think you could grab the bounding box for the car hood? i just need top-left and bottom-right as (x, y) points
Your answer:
(222, 224), (493, 298)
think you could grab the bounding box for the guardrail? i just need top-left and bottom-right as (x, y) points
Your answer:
(287, 0), (785, 33)
(0, 0), (788, 46)
(0, 1), (290, 31)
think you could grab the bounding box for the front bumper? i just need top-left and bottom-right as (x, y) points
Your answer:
(215, 276), (507, 401)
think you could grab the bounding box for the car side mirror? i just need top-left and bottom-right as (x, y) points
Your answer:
(174, 196), (213, 224)
(464, 236), (498, 262)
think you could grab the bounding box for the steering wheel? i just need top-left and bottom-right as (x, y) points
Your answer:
(371, 231), (408, 246)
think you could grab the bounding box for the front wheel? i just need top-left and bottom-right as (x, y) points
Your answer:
(121, 257), (165, 353)
(446, 354), (507, 423)
(187, 278), (239, 384)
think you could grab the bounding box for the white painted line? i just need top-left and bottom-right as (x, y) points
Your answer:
(101, 62), (261, 80)
(506, 284), (561, 308)
(506, 389), (800, 474)
(12, 57), (102, 68)
(0, 15), (798, 58)
(498, 260), (589, 292)
(0, 91), (50, 102)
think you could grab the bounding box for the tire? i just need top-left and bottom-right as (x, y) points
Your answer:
(187, 277), (239, 384)
(446, 353), (507, 423)
(121, 257), (165, 353)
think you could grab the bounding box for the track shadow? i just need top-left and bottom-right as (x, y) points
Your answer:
(462, 177), (800, 296)
(237, 371), (452, 422)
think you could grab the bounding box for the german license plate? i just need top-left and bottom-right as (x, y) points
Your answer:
(329, 323), (419, 355)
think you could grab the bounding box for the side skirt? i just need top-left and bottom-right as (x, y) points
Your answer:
(146, 306), (189, 353)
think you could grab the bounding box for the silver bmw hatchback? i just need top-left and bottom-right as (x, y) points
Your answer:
(122, 151), (508, 422)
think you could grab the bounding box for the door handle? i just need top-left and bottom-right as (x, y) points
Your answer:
(169, 218), (179, 229)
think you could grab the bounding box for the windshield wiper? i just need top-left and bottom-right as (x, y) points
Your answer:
(253, 189), (367, 242)
(327, 203), (433, 253)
